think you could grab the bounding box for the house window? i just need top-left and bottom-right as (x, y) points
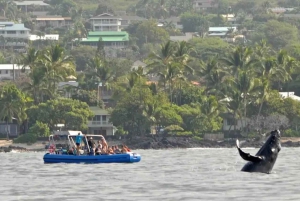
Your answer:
(93, 115), (101, 121)
(198, 3), (202, 5)
(7, 31), (16, 34)
(0, 70), (2, 74)
(5, 70), (8, 74)
(20, 31), (25, 34)
(227, 118), (237, 126)
(0, 31), (4, 34)
(102, 115), (107, 122)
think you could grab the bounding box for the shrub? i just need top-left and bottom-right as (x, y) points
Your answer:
(284, 129), (300, 137)
(13, 133), (37, 145)
(192, 136), (203, 142)
(29, 121), (50, 137)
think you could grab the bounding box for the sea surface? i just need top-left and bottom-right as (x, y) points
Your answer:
(0, 147), (300, 201)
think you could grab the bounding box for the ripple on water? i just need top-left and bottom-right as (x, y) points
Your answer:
(0, 148), (300, 201)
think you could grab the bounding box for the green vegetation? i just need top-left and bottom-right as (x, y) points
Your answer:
(2, 0), (300, 144)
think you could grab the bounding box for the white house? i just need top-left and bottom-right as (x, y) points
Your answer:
(279, 92), (300, 101)
(0, 22), (31, 39)
(193, 0), (218, 10)
(163, 17), (183, 29)
(14, 1), (50, 13)
(131, 60), (146, 70)
(29, 34), (59, 41)
(170, 33), (194, 42)
(32, 16), (72, 28)
(0, 64), (29, 81)
(208, 27), (237, 37)
(221, 14), (237, 25)
(88, 107), (116, 136)
(89, 13), (122, 32)
(58, 81), (79, 98)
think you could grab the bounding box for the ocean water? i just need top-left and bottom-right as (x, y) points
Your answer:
(0, 148), (299, 201)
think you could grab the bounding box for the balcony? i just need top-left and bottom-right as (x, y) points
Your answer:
(88, 121), (113, 127)
(93, 21), (121, 26)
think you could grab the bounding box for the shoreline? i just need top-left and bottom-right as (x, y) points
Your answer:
(1, 137), (300, 152)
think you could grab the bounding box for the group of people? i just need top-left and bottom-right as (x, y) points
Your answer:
(71, 133), (131, 156)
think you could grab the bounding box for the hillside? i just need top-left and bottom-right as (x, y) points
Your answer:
(73, 0), (139, 13)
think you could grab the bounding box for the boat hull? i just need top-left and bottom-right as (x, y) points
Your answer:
(43, 152), (141, 164)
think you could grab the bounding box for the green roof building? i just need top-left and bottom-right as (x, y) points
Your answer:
(80, 31), (129, 48)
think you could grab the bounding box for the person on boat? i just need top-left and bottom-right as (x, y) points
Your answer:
(107, 146), (114, 155)
(124, 145), (131, 152)
(114, 145), (121, 154)
(100, 137), (108, 153)
(120, 145), (128, 153)
(95, 144), (102, 155)
(88, 137), (95, 154)
(75, 133), (84, 155)
(68, 147), (74, 155)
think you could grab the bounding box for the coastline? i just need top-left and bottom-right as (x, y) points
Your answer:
(1, 137), (300, 152)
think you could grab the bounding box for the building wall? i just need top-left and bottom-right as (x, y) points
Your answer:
(0, 68), (29, 80)
(193, 0), (217, 10)
(0, 124), (18, 136)
(90, 19), (121, 31)
(0, 30), (30, 39)
(222, 118), (249, 131)
(87, 109), (115, 136)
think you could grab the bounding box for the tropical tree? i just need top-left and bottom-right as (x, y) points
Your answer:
(0, 83), (29, 138)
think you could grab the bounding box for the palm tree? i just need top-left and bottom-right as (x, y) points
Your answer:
(198, 56), (231, 98)
(21, 66), (51, 104)
(42, 44), (75, 94)
(86, 56), (114, 99)
(19, 47), (40, 72)
(220, 46), (257, 78)
(147, 40), (176, 74)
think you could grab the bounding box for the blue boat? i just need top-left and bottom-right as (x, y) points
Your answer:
(43, 152), (141, 164)
(43, 133), (141, 164)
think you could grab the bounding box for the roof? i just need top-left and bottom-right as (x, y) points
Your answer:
(209, 27), (236, 32)
(120, 16), (146, 21)
(279, 92), (300, 101)
(170, 33), (193, 42)
(164, 17), (181, 23)
(208, 33), (227, 36)
(80, 31), (129, 42)
(88, 31), (128, 36)
(0, 22), (30, 31)
(90, 13), (121, 20)
(132, 60), (146, 67)
(284, 14), (300, 18)
(58, 82), (78, 88)
(13, 1), (49, 6)
(0, 64), (29, 70)
(89, 107), (110, 115)
(30, 34), (59, 41)
(34, 15), (72, 20)
(81, 37), (128, 42)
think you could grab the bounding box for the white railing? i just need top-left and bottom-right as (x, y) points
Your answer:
(90, 121), (113, 125)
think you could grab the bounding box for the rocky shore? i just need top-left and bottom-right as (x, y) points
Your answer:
(0, 145), (29, 153)
(124, 136), (300, 149)
(1, 136), (300, 152)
